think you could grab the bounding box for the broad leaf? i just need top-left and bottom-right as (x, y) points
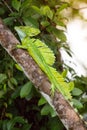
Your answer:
(72, 88), (83, 96)
(20, 82), (32, 98)
(41, 21), (50, 27)
(10, 77), (18, 86)
(32, 6), (41, 15)
(40, 6), (53, 19)
(57, 3), (69, 13)
(23, 17), (39, 28)
(15, 64), (23, 71)
(12, 0), (21, 11)
(38, 97), (47, 106)
(72, 99), (83, 109)
(47, 26), (66, 42)
(0, 90), (5, 98)
(0, 74), (7, 84)
(41, 104), (56, 117)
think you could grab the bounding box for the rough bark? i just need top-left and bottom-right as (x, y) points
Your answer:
(0, 18), (86, 130)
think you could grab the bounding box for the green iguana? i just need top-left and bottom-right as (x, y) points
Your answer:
(15, 26), (74, 100)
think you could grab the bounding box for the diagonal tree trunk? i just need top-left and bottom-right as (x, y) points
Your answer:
(0, 18), (86, 130)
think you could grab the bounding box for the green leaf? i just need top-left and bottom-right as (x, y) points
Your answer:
(50, 107), (57, 117)
(57, 3), (69, 13)
(41, 104), (50, 115)
(10, 77), (18, 86)
(3, 17), (15, 26)
(0, 7), (5, 15)
(72, 88), (83, 96)
(7, 116), (25, 130)
(21, 124), (32, 130)
(5, 113), (13, 119)
(48, 117), (64, 130)
(11, 87), (21, 99)
(15, 64), (23, 71)
(47, 26), (66, 42)
(8, 80), (14, 90)
(3, 120), (8, 130)
(20, 82), (32, 98)
(32, 6), (41, 15)
(12, 0), (21, 11)
(41, 104), (56, 117)
(9, 12), (20, 17)
(41, 21), (50, 27)
(0, 90), (5, 98)
(81, 94), (87, 103)
(21, 0), (32, 11)
(0, 74), (7, 84)
(40, 6), (53, 19)
(38, 97), (47, 106)
(72, 99), (83, 109)
(23, 17), (39, 28)
(56, 20), (65, 27)
(3, 84), (7, 92)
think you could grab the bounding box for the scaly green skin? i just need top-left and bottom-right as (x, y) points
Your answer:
(15, 26), (73, 100)
(27, 43), (69, 98)
(17, 38), (71, 100)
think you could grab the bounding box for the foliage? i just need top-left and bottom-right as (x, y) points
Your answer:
(0, 45), (65, 130)
(0, 0), (87, 129)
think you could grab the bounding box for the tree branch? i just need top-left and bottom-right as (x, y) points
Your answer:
(0, 18), (86, 130)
